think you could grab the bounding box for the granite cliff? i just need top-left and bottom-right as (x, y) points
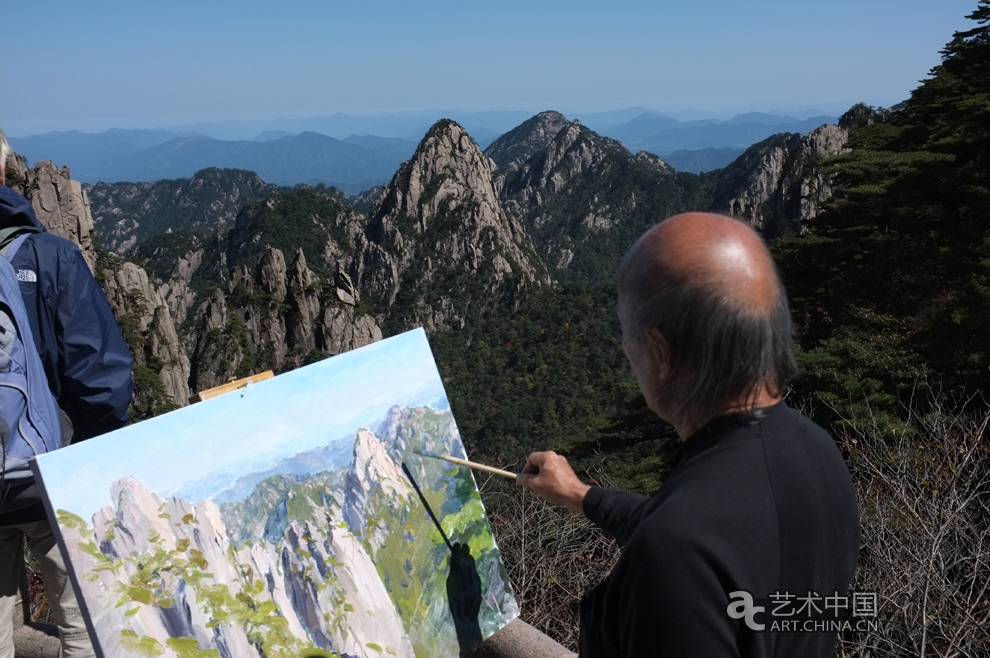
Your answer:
(358, 119), (549, 332)
(707, 123), (850, 236)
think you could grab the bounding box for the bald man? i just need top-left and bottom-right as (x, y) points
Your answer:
(518, 213), (860, 657)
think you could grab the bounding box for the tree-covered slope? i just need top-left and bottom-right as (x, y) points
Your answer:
(489, 112), (708, 286)
(774, 2), (990, 424)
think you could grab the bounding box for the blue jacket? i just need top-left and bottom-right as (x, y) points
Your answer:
(0, 185), (134, 441)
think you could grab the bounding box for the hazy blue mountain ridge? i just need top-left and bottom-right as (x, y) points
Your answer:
(164, 109), (535, 142)
(88, 132), (418, 193)
(9, 128), (197, 177)
(178, 439), (355, 505)
(10, 108), (840, 189)
(661, 147), (747, 173)
(618, 114), (837, 154)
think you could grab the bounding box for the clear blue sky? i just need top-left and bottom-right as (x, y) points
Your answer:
(1, 1), (980, 136)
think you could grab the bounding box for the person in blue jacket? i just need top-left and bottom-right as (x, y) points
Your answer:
(0, 129), (134, 657)
(0, 185), (133, 443)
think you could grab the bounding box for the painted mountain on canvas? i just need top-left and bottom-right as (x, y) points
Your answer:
(55, 405), (516, 658)
(34, 330), (518, 658)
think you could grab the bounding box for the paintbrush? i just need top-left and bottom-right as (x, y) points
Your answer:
(414, 449), (517, 480)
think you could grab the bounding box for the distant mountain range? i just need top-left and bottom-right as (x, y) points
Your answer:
(10, 105), (853, 459)
(589, 111), (836, 158)
(659, 147), (747, 173)
(11, 130), (419, 193)
(9, 108), (837, 187)
(178, 437), (354, 504)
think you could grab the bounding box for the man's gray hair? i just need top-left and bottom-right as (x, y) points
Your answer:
(0, 128), (10, 185)
(619, 247), (798, 434)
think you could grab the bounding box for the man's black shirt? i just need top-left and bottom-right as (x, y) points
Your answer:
(581, 401), (860, 657)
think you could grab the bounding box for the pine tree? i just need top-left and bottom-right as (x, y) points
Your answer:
(775, 1), (990, 423)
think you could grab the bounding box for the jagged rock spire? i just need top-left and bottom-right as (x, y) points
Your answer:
(359, 119), (548, 330)
(485, 111), (574, 178)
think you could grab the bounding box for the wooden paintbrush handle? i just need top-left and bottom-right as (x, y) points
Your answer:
(442, 455), (518, 480)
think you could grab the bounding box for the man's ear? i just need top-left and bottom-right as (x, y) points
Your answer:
(645, 328), (672, 379)
(1, 162), (6, 186)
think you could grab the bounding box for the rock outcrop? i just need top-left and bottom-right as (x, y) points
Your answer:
(88, 168), (276, 254)
(488, 111), (680, 283)
(160, 248), (202, 326)
(190, 245), (382, 392)
(8, 159), (99, 270)
(101, 261), (192, 404)
(713, 124), (850, 236)
(358, 119), (549, 330)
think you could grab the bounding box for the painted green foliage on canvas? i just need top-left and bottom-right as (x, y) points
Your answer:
(37, 330), (518, 658)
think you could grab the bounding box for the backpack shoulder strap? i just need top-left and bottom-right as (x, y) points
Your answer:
(0, 226), (41, 260)
(3, 233), (34, 262)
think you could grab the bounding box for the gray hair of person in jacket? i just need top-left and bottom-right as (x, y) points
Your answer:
(0, 128), (10, 185)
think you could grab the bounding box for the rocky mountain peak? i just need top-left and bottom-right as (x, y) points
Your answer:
(373, 119), (502, 230)
(342, 427), (413, 554)
(714, 124), (850, 235)
(351, 428), (410, 497)
(488, 111), (689, 283)
(489, 110), (628, 202)
(359, 119), (548, 330)
(8, 159), (99, 271)
(485, 111), (574, 175)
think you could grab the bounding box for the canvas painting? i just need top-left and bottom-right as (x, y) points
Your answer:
(32, 328), (518, 658)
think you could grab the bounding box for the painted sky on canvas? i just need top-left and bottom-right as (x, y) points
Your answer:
(34, 328), (446, 521)
(0, 1), (979, 135)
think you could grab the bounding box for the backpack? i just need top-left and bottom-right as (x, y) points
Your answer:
(0, 251), (61, 487)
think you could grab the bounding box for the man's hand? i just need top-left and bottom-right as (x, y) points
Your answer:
(517, 451), (591, 514)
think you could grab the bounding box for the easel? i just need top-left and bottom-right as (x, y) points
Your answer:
(188, 371), (275, 403)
